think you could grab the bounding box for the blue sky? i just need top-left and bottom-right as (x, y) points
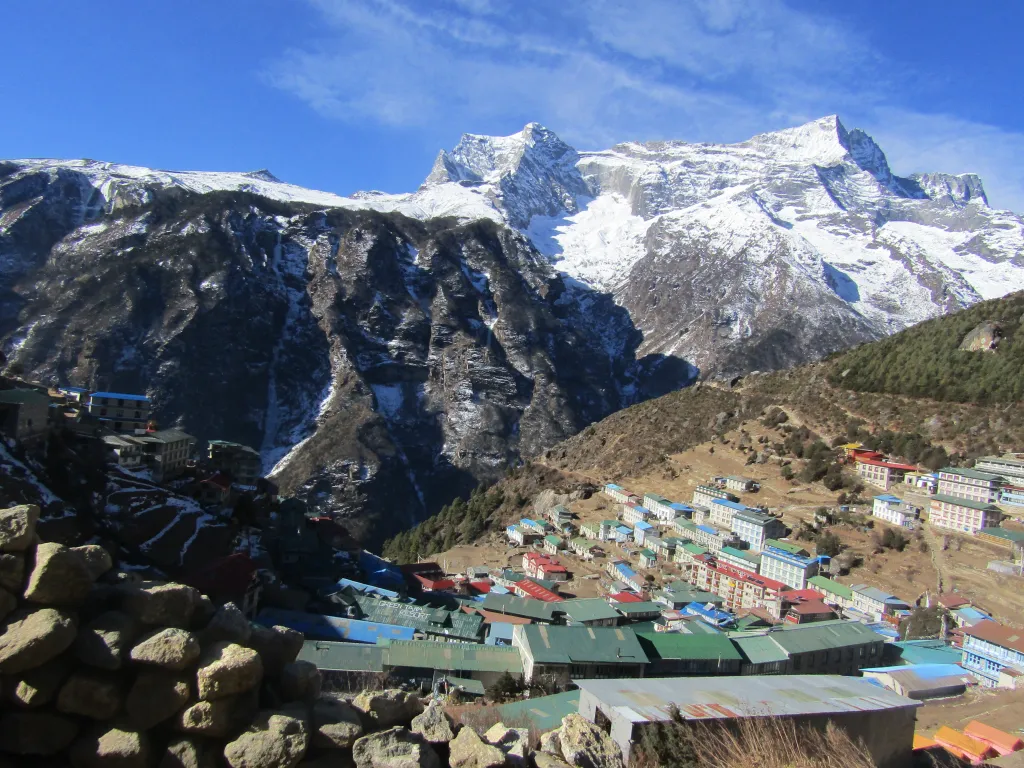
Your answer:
(3, 1), (1023, 210)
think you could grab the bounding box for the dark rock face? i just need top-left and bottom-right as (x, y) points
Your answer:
(0, 166), (651, 546)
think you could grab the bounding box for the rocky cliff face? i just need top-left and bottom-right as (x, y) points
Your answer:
(0, 166), (644, 544)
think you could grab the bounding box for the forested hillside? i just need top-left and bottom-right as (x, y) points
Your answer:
(829, 291), (1024, 403)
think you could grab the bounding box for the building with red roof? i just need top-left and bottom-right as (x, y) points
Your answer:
(856, 457), (920, 490)
(513, 579), (563, 603)
(522, 552), (569, 582)
(412, 574), (456, 592)
(607, 591), (643, 603)
(691, 556), (789, 618)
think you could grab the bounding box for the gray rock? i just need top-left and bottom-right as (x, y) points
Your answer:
(224, 709), (310, 768)
(352, 689), (424, 728)
(0, 554), (24, 594)
(410, 702), (456, 744)
(56, 670), (123, 719)
(122, 581), (199, 628)
(352, 726), (440, 768)
(247, 623), (304, 676)
(74, 610), (139, 670)
(198, 601), (251, 645)
(301, 755), (355, 768)
(9, 653), (73, 707)
(312, 695), (365, 750)
(0, 710), (79, 755)
(126, 670), (191, 729)
(449, 726), (506, 768)
(538, 730), (562, 758)
(0, 607), (78, 674)
(533, 754), (572, 768)
(280, 660), (322, 702)
(71, 545), (114, 581)
(484, 723), (528, 765)
(0, 505), (39, 552)
(557, 714), (623, 768)
(130, 627), (201, 670)
(0, 589), (14, 623)
(160, 736), (217, 768)
(196, 641), (263, 700)
(959, 321), (1003, 351)
(70, 725), (150, 768)
(177, 699), (237, 737)
(23, 542), (94, 605)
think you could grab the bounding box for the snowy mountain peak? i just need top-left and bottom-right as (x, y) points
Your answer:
(424, 123), (577, 186)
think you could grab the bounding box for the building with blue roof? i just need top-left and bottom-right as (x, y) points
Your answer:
(861, 663), (976, 700)
(256, 607), (415, 644)
(86, 391), (152, 432)
(682, 601), (734, 628)
(633, 520), (654, 546)
(872, 494), (919, 528)
(950, 605), (993, 629)
(760, 546), (821, 590)
(889, 640), (963, 667)
(622, 504), (651, 526)
(336, 578), (400, 600)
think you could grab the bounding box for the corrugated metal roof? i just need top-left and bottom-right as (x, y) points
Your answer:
(495, 690), (580, 732)
(614, 601), (663, 616)
(382, 638), (524, 674)
(769, 621), (881, 654)
(939, 466), (1003, 482)
(636, 632), (741, 661)
(733, 635), (788, 664)
(481, 593), (556, 620)
(298, 640), (386, 671)
(256, 608), (415, 644)
(519, 625), (649, 665)
(931, 494), (1002, 512)
(763, 539), (807, 556)
(892, 640), (962, 666)
(574, 675), (919, 723)
(556, 598), (621, 623)
(807, 576), (853, 600)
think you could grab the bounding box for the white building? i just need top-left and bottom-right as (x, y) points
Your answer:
(731, 510), (786, 552)
(872, 495), (919, 528)
(974, 455), (1024, 485)
(708, 499), (746, 528)
(621, 503), (651, 526)
(937, 468), (1004, 504)
(692, 485), (738, 508)
(760, 547), (819, 590)
(723, 475), (758, 492)
(604, 484), (636, 504)
(928, 495), (1004, 535)
(856, 459), (918, 491)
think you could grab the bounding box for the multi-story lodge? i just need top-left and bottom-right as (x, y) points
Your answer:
(708, 498), (747, 528)
(974, 455), (1024, 485)
(849, 585), (910, 623)
(937, 467), (1004, 504)
(134, 429), (195, 482)
(721, 475), (759, 492)
(960, 621), (1024, 688)
(0, 388), (51, 443)
(928, 494), (1003, 535)
(731, 509), (786, 552)
(604, 483), (639, 504)
(692, 484), (739, 508)
(86, 391), (151, 433)
(690, 555), (788, 618)
(855, 458), (918, 491)
(760, 546), (820, 590)
(621, 502), (651, 526)
(872, 495), (919, 528)
(207, 440), (263, 486)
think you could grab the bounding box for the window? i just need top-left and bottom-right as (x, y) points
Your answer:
(100, 409), (108, 416)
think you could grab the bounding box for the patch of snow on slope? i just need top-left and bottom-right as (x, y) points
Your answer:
(526, 193), (650, 289)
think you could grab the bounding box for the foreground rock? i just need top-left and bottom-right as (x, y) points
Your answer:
(410, 702), (456, 744)
(122, 582), (199, 628)
(353, 689), (424, 728)
(162, 736), (217, 768)
(197, 641), (263, 700)
(312, 695), (365, 749)
(449, 726), (506, 768)
(199, 602), (251, 646)
(23, 542), (95, 605)
(0, 506), (39, 552)
(177, 699), (238, 737)
(56, 670), (123, 719)
(0, 710), (79, 755)
(0, 553), (25, 593)
(224, 708), (309, 768)
(74, 610), (139, 670)
(71, 545), (114, 581)
(352, 726), (440, 768)
(127, 671), (191, 729)
(485, 722), (529, 765)
(280, 660), (321, 702)
(130, 627), (201, 670)
(0, 606), (77, 673)
(71, 725), (150, 768)
(558, 714), (624, 768)
(10, 654), (73, 706)
(246, 623), (303, 677)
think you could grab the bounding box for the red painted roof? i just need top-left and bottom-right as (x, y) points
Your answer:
(783, 588), (826, 603)
(468, 580), (492, 594)
(855, 457), (919, 471)
(963, 621), (1024, 654)
(709, 561), (788, 592)
(539, 563), (568, 574)
(413, 574), (456, 591)
(938, 593), (971, 609)
(607, 591), (643, 603)
(515, 579), (563, 603)
(788, 600), (835, 615)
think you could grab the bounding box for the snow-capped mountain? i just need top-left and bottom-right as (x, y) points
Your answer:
(2, 115), (1022, 543)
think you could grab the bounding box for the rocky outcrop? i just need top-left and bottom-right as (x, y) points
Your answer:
(959, 321), (1003, 351)
(556, 714), (624, 768)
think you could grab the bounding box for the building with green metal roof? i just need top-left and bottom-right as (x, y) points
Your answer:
(381, 638), (524, 688)
(298, 640), (386, 672)
(495, 690), (580, 732)
(732, 620), (885, 676)
(808, 576), (854, 606)
(764, 539), (809, 556)
(512, 624), (648, 683)
(613, 601), (664, 621)
(635, 631), (742, 677)
(354, 595), (483, 642)
(480, 593), (556, 622)
(555, 599), (621, 627)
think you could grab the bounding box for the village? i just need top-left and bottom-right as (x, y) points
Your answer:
(2, 380), (1024, 766)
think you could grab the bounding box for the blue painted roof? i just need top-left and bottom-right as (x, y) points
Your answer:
(635, 521), (654, 530)
(336, 578), (399, 600)
(615, 525), (632, 534)
(669, 503), (693, 511)
(951, 606), (993, 624)
(861, 663), (969, 679)
(682, 602), (733, 624)
(762, 547), (815, 566)
(892, 640), (962, 666)
(874, 495), (903, 503)
(605, 483), (623, 491)
(697, 525), (717, 535)
(613, 563), (637, 579)
(711, 499), (749, 512)
(90, 392), (150, 401)
(485, 623), (515, 645)
(256, 608), (415, 644)
(60, 386), (88, 393)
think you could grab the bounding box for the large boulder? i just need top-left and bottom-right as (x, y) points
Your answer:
(22, 542), (95, 605)
(558, 714), (623, 768)
(0, 607), (77, 674)
(74, 610), (139, 670)
(0, 589), (14, 623)
(130, 627), (201, 670)
(224, 709), (309, 768)
(959, 321), (1003, 351)
(9, 653), (73, 707)
(122, 582), (199, 628)
(0, 505), (39, 552)
(352, 689), (424, 728)
(352, 727), (440, 768)
(247, 623), (303, 676)
(280, 660), (322, 703)
(0, 553), (25, 593)
(56, 670), (123, 719)
(126, 670), (191, 729)
(0, 710), (79, 755)
(484, 723), (529, 766)
(534, 754), (572, 768)
(198, 602), (251, 646)
(311, 695), (365, 749)
(410, 702), (456, 744)
(177, 699), (238, 738)
(448, 726), (506, 768)
(70, 725), (150, 768)
(196, 641), (263, 700)
(538, 730), (562, 758)
(71, 545), (114, 581)
(161, 736), (217, 768)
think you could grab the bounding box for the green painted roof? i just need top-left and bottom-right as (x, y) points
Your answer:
(438, 675), (485, 695)
(978, 527), (1024, 542)
(764, 539), (808, 556)
(556, 599), (621, 623)
(939, 466), (1003, 482)
(298, 640), (385, 672)
(613, 601), (663, 616)
(644, 493), (671, 505)
(720, 546), (760, 563)
(639, 549), (657, 559)
(635, 631), (741, 661)
(734, 614), (772, 631)
(354, 596), (483, 640)
(518, 625), (648, 665)
(601, 519), (619, 527)
(480, 594), (556, 621)
(380, 639), (524, 674)
(544, 535), (562, 546)
(808, 576), (853, 601)
(678, 542), (707, 556)
(769, 621), (881, 654)
(569, 537), (592, 549)
(733, 635), (788, 664)
(495, 691), (580, 732)
(932, 494), (1002, 512)
(674, 521), (700, 534)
